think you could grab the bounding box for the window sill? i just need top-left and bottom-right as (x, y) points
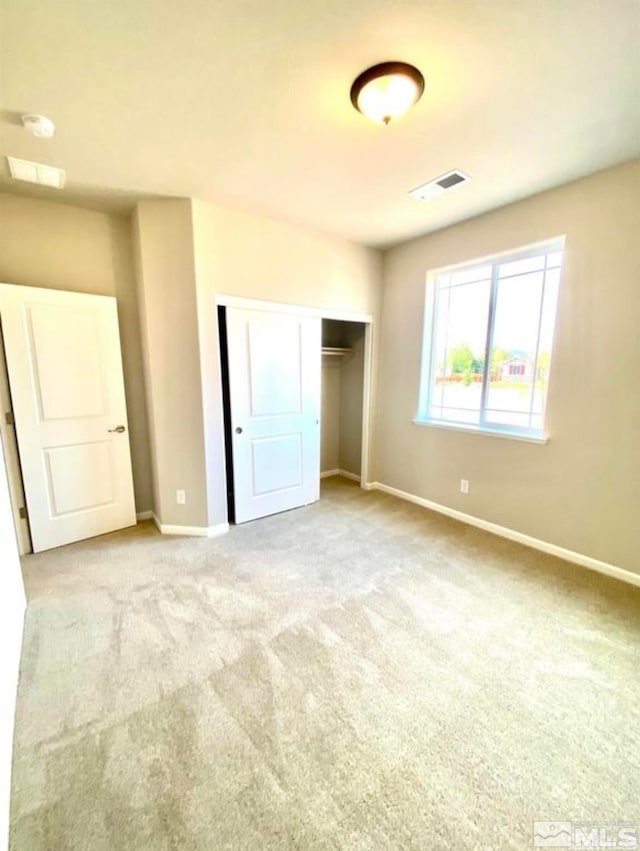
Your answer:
(412, 419), (549, 444)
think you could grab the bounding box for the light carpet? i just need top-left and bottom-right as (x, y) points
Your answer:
(10, 477), (640, 850)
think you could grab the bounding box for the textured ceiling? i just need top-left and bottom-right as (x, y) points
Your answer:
(1, 0), (639, 246)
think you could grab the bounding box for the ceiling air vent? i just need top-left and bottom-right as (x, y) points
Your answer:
(7, 156), (66, 189)
(409, 169), (470, 201)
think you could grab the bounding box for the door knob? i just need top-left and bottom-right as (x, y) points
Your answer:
(108, 425), (126, 434)
(235, 427), (243, 434)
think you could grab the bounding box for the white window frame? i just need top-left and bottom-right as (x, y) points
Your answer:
(415, 237), (565, 442)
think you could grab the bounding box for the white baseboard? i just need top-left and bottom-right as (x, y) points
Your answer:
(206, 523), (230, 538)
(368, 482), (640, 589)
(136, 510), (153, 521)
(152, 514), (229, 539)
(321, 469), (361, 483)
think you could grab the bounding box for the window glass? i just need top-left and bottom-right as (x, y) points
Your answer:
(420, 240), (564, 437)
(485, 270), (544, 428)
(430, 279), (490, 425)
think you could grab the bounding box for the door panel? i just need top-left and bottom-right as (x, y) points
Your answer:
(226, 307), (320, 524)
(252, 434), (302, 495)
(0, 284), (136, 552)
(248, 319), (302, 416)
(44, 442), (115, 515)
(29, 303), (105, 420)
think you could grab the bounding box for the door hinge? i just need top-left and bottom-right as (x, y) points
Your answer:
(19, 506), (28, 520)
(5, 410), (14, 426)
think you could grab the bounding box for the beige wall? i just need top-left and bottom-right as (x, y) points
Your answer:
(191, 201), (382, 316)
(321, 362), (341, 473)
(0, 440), (26, 849)
(133, 198), (382, 528)
(376, 160), (640, 573)
(133, 200), (209, 527)
(338, 326), (365, 478)
(0, 194), (153, 513)
(191, 199), (382, 527)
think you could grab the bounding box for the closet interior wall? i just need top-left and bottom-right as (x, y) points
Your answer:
(321, 319), (365, 480)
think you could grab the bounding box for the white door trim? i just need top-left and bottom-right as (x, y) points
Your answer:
(215, 293), (374, 325)
(0, 331), (31, 555)
(216, 294), (374, 489)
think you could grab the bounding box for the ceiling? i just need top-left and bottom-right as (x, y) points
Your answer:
(1, 0), (638, 247)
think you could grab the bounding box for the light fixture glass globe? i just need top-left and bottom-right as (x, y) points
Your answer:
(356, 74), (421, 124)
(351, 62), (424, 125)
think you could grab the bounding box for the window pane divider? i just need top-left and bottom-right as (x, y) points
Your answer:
(437, 277), (492, 291)
(425, 283), (450, 417)
(497, 268), (546, 282)
(478, 260), (499, 429)
(527, 269), (548, 428)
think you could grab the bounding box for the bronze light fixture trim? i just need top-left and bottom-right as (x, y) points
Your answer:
(350, 62), (425, 125)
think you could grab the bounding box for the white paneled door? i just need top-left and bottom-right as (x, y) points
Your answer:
(0, 284), (136, 552)
(226, 307), (321, 524)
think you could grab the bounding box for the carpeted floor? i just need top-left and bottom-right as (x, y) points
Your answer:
(9, 477), (640, 850)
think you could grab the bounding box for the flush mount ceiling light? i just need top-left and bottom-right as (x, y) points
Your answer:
(350, 62), (424, 125)
(22, 114), (56, 138)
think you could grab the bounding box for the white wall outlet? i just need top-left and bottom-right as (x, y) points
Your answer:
(176, 489), (186, 505)
(460, 479), (469, 494)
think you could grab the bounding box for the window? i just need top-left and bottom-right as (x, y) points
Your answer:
(417, 239), (564, 439)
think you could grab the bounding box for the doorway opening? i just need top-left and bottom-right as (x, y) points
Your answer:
(320, 319), (367, 485)
(217, 298), (373, 527)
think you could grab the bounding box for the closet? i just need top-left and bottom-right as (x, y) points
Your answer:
(321, 319), (366, 481)
(218, 303), (370, 526)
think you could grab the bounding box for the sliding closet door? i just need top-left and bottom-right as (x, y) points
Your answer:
(226, 307), (321, 523)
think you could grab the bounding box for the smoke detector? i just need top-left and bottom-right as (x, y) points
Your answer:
(7, 156), (66, 188)
(409, 169), (471, 201)
(22, 114), (56, 139)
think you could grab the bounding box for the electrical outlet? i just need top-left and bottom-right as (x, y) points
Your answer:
(460, 479), (469, 494)
(176, 489), (186, 505)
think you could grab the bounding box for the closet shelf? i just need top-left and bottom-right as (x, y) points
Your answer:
(322, 346), (353, 359)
